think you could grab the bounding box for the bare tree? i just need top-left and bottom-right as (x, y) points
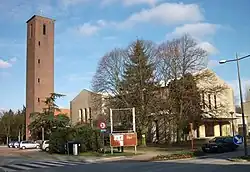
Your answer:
(177, 35), (208, 75)
(91, 48), (129, 127)
(156, 34), (207, 81)
(155, 42), (172, 86)
(92, 48), (127, 99)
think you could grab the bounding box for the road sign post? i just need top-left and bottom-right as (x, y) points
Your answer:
(98, 121), (107, 153)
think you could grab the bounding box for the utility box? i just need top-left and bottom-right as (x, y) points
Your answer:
(73, 144), (78, 155)
(66, 141), (81, 155)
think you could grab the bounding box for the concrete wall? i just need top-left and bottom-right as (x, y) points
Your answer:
(243, 101), (250, 130)
(235, 113), (249, 134)
(196, 69), (235, 117)
(70, 90), (103, 125)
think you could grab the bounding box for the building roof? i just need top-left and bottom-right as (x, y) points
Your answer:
(26, 15), (55, 23)
(159, 68), (231, 90)
(54, 108), (70, 116)
(159, 68), (210, 87)
(70, 89), (97, 103)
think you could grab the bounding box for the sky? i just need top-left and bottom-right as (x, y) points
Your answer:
(0, 0), (250, 111)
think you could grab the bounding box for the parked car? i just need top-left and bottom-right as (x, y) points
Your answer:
(8, 141), (16, 148)
(19, 141), (40, 149)
(35, 140), (43, 147)
(41, 140), (49, 152)
(13, 141), (20, 148)
(202, 136), (239, 153)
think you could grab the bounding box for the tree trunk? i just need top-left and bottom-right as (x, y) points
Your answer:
(6, 136), (9, 145)
(21, 126), (24, 141)
(176, 127), (182, 143)
(139, 126), (147, 146)
(164, 117), (167, 144)
(176, 97), (184, 143)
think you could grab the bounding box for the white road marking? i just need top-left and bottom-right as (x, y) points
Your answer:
(0, 160), (88, 171)
(6, 164), (33, 170)
(33, 161), (64, 167)
(43, 161), (80, 166)
(22, 162), (51, 168)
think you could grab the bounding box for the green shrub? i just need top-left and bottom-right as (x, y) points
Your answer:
(74, 126), (101, 152)
(49, 127), (75, 154)
(49, 125), (102, 154)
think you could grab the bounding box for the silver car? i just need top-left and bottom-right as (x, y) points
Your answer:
(8, 141), (15, 148)
(13, 141), (20, 148)
(19, 141), (40, 149)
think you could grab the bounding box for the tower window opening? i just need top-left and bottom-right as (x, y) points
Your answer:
(43, 24), (46, 35)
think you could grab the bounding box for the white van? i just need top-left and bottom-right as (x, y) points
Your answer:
(19, 141), (40, 149)
(42, 140), (49, 152)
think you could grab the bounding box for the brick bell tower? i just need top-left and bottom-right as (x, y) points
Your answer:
(25, 15), (55, 140)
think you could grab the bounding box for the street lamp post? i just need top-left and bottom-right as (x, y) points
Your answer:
(219, 53), (250, 156)
(230, 111), (235, 137)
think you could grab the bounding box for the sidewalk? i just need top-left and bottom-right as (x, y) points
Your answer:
(38, 147), (189, 163)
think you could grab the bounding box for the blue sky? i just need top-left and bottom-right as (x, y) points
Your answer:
(0, 0), (250, 111)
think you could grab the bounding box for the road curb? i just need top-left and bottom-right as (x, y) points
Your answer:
(226, 158), (249, 162)
(90, 156), (128, 163)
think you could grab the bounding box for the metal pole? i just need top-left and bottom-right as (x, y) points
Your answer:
(110, 109), (113, 133)
(230, 112), (235, 137)
(110, 108), (113, 155)
(236, 53), (248, 156)
(18, 129), (21, 142)
(102, 132), (105, 154)
(67, 142), (69, 156)
(42, 127), (44, 141)
(132, 107), (136, 132)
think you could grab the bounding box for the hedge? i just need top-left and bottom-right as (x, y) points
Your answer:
(49, 125), (102, 154)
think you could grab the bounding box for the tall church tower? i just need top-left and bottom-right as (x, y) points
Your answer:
(26, 15), (55, 139)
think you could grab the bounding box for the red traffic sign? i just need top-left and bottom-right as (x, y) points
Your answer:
(99, 122), (106, 129)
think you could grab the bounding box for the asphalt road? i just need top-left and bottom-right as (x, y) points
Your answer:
(0, 146), (249, 172)
(23, 159), (249, 172)
(0, 151), (249, 172)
